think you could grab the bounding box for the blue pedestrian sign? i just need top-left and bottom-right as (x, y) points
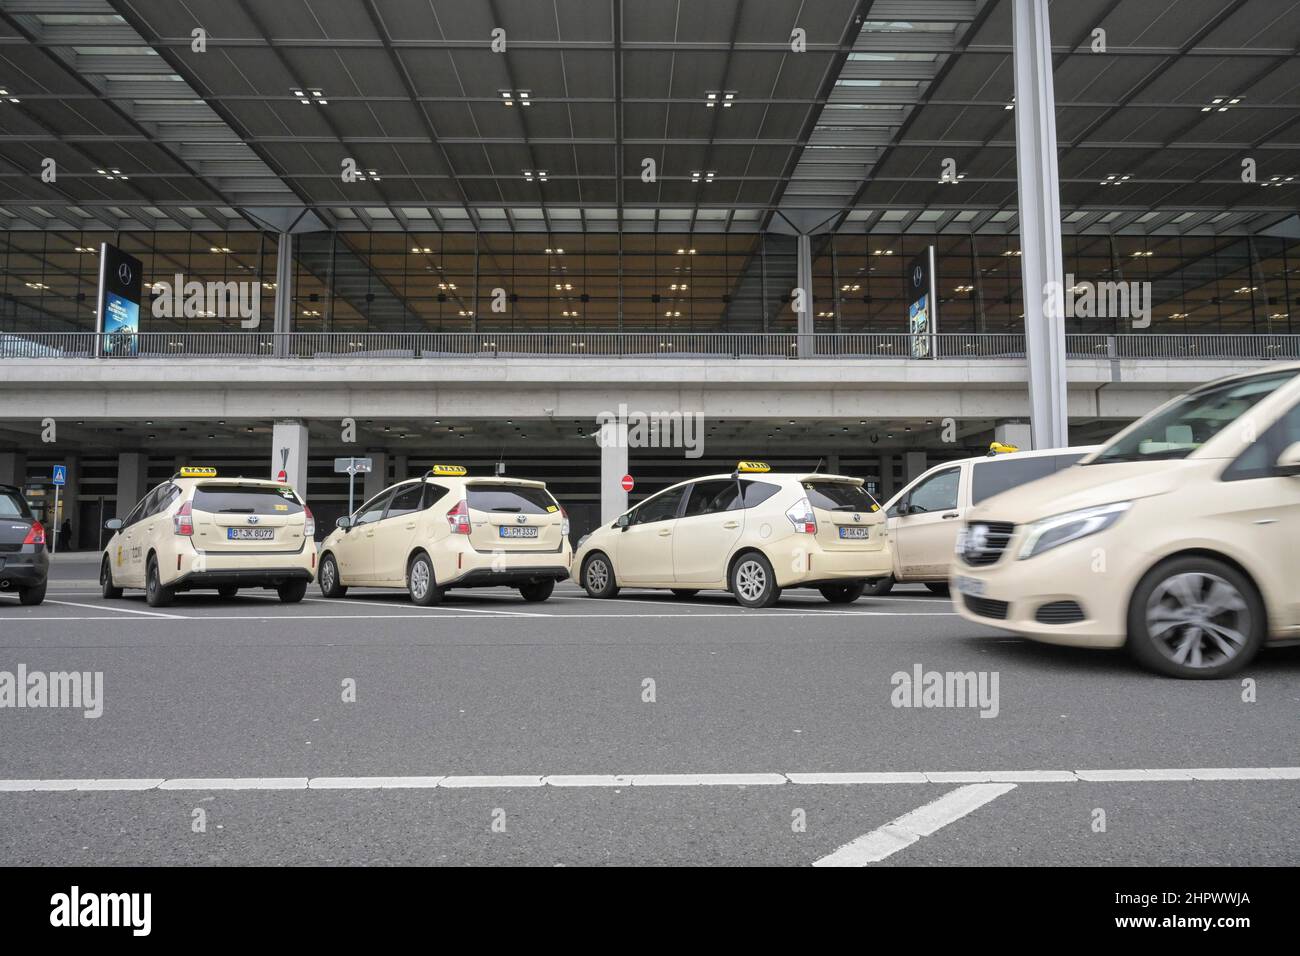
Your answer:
(52, 465), (67, 486)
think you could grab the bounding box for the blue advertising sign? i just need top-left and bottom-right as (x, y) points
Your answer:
(96, 243), (144, 357)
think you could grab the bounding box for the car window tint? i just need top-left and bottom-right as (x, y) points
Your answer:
(741, 480), (780, 508)
(194, 485), (304, 515)
(420, 483), (448, 510)
(971, 457), (1058, 504)
(467, 484), (554, 515)
(385, 484), (424, 519)
(631, 487), (685, 525)
(1223, 400), (1300, 482)
(803, 480), (879, 512)
(0, 490), (27, 518)
(907, 468), (960, 513)
(353, 491), (392, 526)
(682, 479), (741, 517)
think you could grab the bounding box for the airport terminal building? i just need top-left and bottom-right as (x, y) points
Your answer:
(1, 0), (1297, 546)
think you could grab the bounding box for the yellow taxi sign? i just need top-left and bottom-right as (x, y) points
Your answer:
(987, 441), (1019, 457)
(178, 466), (218, 478)
(736, 461), (771, 473)
(429, 464), (468, 477)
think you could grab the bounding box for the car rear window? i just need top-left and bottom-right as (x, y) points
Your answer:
(971, 454), (1085, 505)
(0, 490), (28, 518)
(193, 484), (303, 515)
(802, 480), (879, 512)
(467, 483), (555, 515)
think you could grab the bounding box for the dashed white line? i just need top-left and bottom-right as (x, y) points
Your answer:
(813, 783), (1017, 867)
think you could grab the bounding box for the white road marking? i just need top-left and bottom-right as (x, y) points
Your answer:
(813, 783), (1017, 867)
(2, 610), (959, 623)
(3, 767), (1297, 793)
(302, 597), (545, 618)
(41, 599), (184, 619)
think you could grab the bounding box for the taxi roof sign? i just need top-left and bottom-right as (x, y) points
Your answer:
(987, 441), (1020, 457)
(736, 461), (770, 473)
(428, 464), (468, 477)
(177, 466), (218, 478)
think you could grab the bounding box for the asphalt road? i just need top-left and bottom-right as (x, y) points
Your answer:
(1, 554), (1297, 866)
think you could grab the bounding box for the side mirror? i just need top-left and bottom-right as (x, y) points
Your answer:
(335, 516), (353, 530)
(1275, 441), (1300, 477)
(104, 518), (122, 531)
(616, 513), (631, 530)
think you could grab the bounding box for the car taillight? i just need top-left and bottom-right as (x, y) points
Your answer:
(22, 521), (45, 546)
(446, 499), (471, 535)
(174, 501), (194, 536)
(303, 505), (315, 538)
(785, 496), (817, 534)
(559, 505), (570, 537)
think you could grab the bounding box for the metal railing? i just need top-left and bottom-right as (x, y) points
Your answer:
(1, 330), (1298, 361)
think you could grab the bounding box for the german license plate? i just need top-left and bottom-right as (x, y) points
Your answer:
(953, 574), (986, 597)
(227, 528), (274, 541)
(838, 526), (870, 539)
(499, 526), (538, 538)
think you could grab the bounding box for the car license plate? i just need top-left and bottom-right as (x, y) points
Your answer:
(499, 526), (538, 538)
(838, 526), (870, 539)
(227, 528), (274, 541)
(953, 574), (986, 597)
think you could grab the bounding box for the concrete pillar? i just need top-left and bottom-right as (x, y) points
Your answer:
(116, 452), (148, 518)
(878, 454), (895, 500)
(795, 233), (814, 358)
(364, 450), (389, 500)
(271, 419), (309, 501)
(1012, 0), (1069, 449)
(904, 451), (927, 483)
(599, 419), (628, 523)
(0, 451), (26, 487)
(825, 453), (840, 475)
(394, 454), (409, 483)
(272, 232), (294, 357)
(995, 422), (1033, 450)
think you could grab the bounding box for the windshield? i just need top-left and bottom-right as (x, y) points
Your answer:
(1091, 370), (1297, 464)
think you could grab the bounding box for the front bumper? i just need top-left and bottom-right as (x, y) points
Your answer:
(0, 548), (49, 589)
(950, 528), (1136, 649)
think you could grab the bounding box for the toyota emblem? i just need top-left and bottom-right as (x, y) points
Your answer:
(852, 513), (861, 523)
(515, 514), (527, 524)
(247, 515), (260, 525)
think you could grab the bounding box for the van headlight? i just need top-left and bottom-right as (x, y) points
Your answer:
(1017, 501), (1132, 560)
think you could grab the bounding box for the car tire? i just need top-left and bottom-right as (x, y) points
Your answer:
(862, 575), (895, 596)
(18, 581), (46, 606)
(581, 553), (619, 599)
(670, 589), (700, 599)
(100, 557), (123, 600)
(519, 579), (555, 602)
(925, 582), (950, 596)
(218, 585), (239, 599)
(318, 553), (347, 598)
(819, 581), (865, 604)
(145, 556), (175, 608)
(1127, 556), (1265, 679)
(407, 553), (442, 606)
(277, 580), (308, 603)
(730, 552), (780, 609)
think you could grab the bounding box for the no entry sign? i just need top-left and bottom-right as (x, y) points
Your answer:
(620, 474), (634, 492)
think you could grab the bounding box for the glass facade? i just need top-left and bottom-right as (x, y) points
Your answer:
(2, 228), (1295, 336)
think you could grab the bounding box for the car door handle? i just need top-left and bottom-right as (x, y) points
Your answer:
(722, 521), (739, 529)
(942, 512), (959, 519)
(658, 529), (672, 536)
(404, 524), (416, 530)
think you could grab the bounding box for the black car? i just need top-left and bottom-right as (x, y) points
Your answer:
(0, 484), (48, 605)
